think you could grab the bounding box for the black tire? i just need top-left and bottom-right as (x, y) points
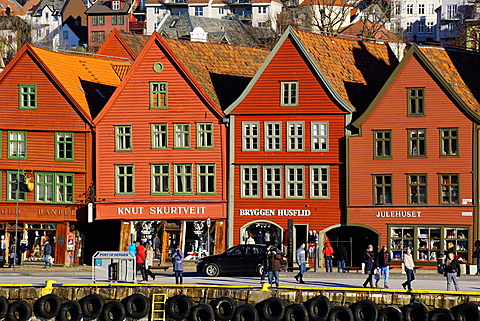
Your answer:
(428, 308), (454, 321)
(34, 293), (62, 319)
(402, 302), (429, 321)
(122, 293), (150, 319)
(350, 299), (378, 321)
(80, 293), (104, 319)
(211, 296), (236, 321)
(233, 304), (259, 321)
(167, 294), (193, 321)
(304, 295), (331, 321)
(257, 297), (285, 321)
(328, 305), (354, 321)
(0, 296), (9, 318)
(6, 300), (32, 321)
(378, 306), (403, 321)
(189, 303), (214, 321)
(257, 264), (264, 277)
(204, 263), (220, 277)
(56, 301), (83, 321)
(284, 303), (309, 321)
(100, 301), (126, 321)
(452, 302), (480, 321)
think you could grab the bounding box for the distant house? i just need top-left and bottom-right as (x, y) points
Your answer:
(0, 0), (23, 16)
(60, 17), (88, 49)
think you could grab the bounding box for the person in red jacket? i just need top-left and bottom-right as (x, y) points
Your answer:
(322, 242), (335, 273)
(135, 241), (148, 283)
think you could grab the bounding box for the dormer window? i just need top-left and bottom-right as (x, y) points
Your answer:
(112, 0), (120, 10)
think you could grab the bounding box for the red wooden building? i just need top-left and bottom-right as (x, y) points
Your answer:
(94, 32), (269, 262)
(225, 27), (397, 267)
(0, 44), (130, 266)
(348, 45), (480, 267)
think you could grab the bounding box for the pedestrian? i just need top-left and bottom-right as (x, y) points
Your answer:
(445, 252), (460, 291)
(402, 248), (415, 290)
(362, 244), (376, 288)
(135, 241), (148, 283)
(337, 244), (347, 273)
(260, 245), (271, 284)
(43, 240), (53, 268)
(246, 234), (255, 244)
(256, 230), (264, 244)
(128, 242), (137, 256)
(322, 242), (334, 273)
(171, 246), (184, 284)
(376, 245), (391, 288)
(267, 247), (282, 288)
(145, 243), (156, 281)
(473, 240), (480, 275)
(294, 243), (306, 283)
(444, 242), (455, 256)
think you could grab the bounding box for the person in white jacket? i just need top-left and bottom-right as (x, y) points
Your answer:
(402, 248), (415, 290)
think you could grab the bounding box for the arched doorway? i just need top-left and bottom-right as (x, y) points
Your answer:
(240, 221), (283, 247)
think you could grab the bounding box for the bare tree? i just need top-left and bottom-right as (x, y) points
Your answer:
(0, 16), (31, 65)
(306, 0), (358, 33)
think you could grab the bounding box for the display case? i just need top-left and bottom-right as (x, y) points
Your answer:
(444, 227), (468, 260)
(417, 227), (440, 261)
(390, 226), (414, 260)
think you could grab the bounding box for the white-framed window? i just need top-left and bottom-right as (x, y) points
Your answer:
(218, 7), (224, 14)
(151, 123), (168, 149)
(264, 121), (281, 151)
(241, 165), (259, 198)
(258, 22), (266, 28)
(310, 166), (329, 199)
(406, 22), (413, 33)
(258, 6), (266, 13)
(428, 3), (434, 14)
(407, 3), (413, 14)
(174, 123), (190, 149)
(285, 166), (304, 198)
(151, 164), (169, 194)
(418, 20), (425, 33)
(115, 125), (132, 151)
(418, 3), (425, 14)
(392, 3), (400, 15)
(196, 123), (213, 148)
(280, 81), (298, 106)
(112, 0), (120, 9)
(447, 5), (457, 19)
(263, 166), (282, 198)
(287, 121), (304, 151)
(311, 121), (328, 152)
(174, 164), (193, 194)
(427, 21), (434, 33)
(195, 6), (204, 16)
(242, 122), (259, 151)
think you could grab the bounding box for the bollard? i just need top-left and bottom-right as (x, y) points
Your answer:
(41, 280), (56, 296)
(261, 283), (271, 291)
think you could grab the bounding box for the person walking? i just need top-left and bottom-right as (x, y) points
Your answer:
(267, 247), (282, 288)
(145, 243), (156, 281)
(337, 244), (348, 273)
(376, 245), (391, 288)
(128, 242), (137, 256)
(474, 240), (480, 275)
(362, 244), (376, 288)
(445, 251), (460, 291)
(171, 246), (184, 284)
(322, 242), (334, 273)
(294, 243), (306, 283)
(43, 240), (53, 268)
(402, 248), (415, 290)
(135, 241), (148, 283)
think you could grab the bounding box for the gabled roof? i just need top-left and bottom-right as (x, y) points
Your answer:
(226, 27), (398, 114)
(352, 45), (480, 127)
(85, 0), (133, 15)
(31, 0), (65, 16)
(340, 19), (403, 43)
(96, 29), (149, 60)
(0, 44), (132, 122)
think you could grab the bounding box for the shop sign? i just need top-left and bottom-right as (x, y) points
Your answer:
(376, 211), (422, 218)
(239, 209), (311, 216)
(117, 206), (207, 215)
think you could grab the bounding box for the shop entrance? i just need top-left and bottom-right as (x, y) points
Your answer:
(25, 224), (56, 262)
(293, 223), (308, 262)
(240, 221), (283, 247)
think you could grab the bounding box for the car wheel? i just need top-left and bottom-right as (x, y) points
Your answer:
(257, 264), (264, 277)
(205, 263), (220, 277)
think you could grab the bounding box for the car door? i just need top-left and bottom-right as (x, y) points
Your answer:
(242, 245), (266, 274)
(220, 246), (245, 273)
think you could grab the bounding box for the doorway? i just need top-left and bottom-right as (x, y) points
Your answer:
(293, 224), (308, 262)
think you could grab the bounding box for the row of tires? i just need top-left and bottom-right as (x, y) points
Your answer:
(0, 292), (149, 321)
(166, 294), (480, 321)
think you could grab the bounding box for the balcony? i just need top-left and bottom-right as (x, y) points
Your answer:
(441, 12), (464, 20)
(129, 21), (146, 29)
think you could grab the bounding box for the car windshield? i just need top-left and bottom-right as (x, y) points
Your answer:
(246, 246), (266, 254)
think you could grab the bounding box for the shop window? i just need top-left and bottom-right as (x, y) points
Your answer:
(151, 164), (169, 194)
(440, 174), (459, 204)
(19, 84), (37, 109)
(390, 226), (414, 260)
(151, 123), (167, 149)
(417, 227), (440, 261)
(197, 164), (215, 194)
(374, 130), (391, 158)
(264, 121), (281, 151)
(174, 164), (192, 194)
(150, 82), (168, 109)
(174, 124), (190, 149)
(311, 121), (328, 152)
(445, 227), (468, 260)
(373, 174), (392, 205)
(35, 172), (74, 203)
(115, 164), (134, 195)
(242, 122), (259, 151)
(280, 81), (298, 106)
(115, 125), (132, 151)
(285, 166), (304, 198)
(7, 171), (26, 201)
(55, 132), (73, 160)
(263, 166), (282, 198)
(408, 174), (427, 204)
(241, 165), (259, 198)
(408, 129), (426, 157)
(287, 121), (304, 152)
(196, 123), (213, 149)
(408, 88), (425, 116)
(310, 165), (329, 199)
(440, 128), (458, 157)
(8, 131), (26, 159)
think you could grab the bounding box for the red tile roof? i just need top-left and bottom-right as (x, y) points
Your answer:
(340, 19), (403, 43)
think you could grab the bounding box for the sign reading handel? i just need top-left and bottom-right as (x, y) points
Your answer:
(239, 209), (311, 216)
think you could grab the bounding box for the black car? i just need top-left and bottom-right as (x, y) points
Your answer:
(196, 244), (286, 277)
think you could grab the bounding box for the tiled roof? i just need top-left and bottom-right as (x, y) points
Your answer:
(31, 0), (65, 15)
(21, 0), (40, 14)
(118, 30), (149, 56)
(294, 28), (398, 112)
(340, 19), (403, 43)
(0, 0), (23, 16)
(85, 0), (133, 14)
(145, 0), (163, 4)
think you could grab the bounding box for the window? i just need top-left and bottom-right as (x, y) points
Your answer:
(115, 125), (132, 151)
(408, 88), (425, 116)
(407, 3), (413, 14)
(174, 124), (190, 149)
(7, 171), (26, 201)
(19, 84), (36, 109)
(374, 175), (392, 205)
(63, 31), (68, 39)
(258, 22), (266, 28)
(286, 166), (304, 198)
(264, 122), (281, 151)
(151, 164), (169, 194)
(112, 0), (120, 9)
(440, 128), (458, 156)
(418, 20), (425, 33)
(150, 82), (168, 109)
(92, 16), (98, 25)
(36, 172), (73, 202)
(393, 3), (400, 15)
(263, 166), (281, 198)
(55, 132), (73, 160)
(287, 121), (304, 151)
(406, 22), (413, 33)
(408, 174), (427, 204)
(311, 166), (329, 198)
(174, 164), (192, 194)
(428, 3), (434, 14)
(197, 164), (215, 194)
(154, 7), (161, 14)
(99, 15), (105, 25)
(218, 7), (224, 14)
(408, 129), (426, 157)
(241, 166), (259, 198)
(418, 3), (425, 14)
(280, 81), (298, 106)
(374, 130), (391, 158)
(116, 165), (134, 195)
(151, 123), (167, 149)
(427, 21), (434, 33)
(91, 31), (105, 42)
(311, 121), (328, 152)
(390, 226), (414, 261)
(444, 227), (468, 260)
(194, 6), (203, 16)
(197, 123), (213, 148)
(8, 131), (26, 159)
(242, 122), (259, 151)
(112, 15), (124, 25)
(447, 5), (457, 19)
(440, 174), (459, 204)
(258, 6), (266, 13)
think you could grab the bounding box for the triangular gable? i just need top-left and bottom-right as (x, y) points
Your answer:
(352, 45), (480, 129)
(96, 29), (137, 61)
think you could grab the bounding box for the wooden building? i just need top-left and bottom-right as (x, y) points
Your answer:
(0, 44), (130, 266)
(225, 27), (397, 267)
(94, 32), (269, 262)
(348, 45), (480, 267)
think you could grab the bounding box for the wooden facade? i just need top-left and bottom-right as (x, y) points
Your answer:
(348, 46), (480, 267)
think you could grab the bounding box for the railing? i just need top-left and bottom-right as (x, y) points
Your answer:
(441, 12), (463, 20)
(129, 21), (146, 29)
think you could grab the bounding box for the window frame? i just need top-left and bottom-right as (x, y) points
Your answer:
(7, 171), (26, 202)
(151, 164), (170, 195)
(115, 125), (132, 152)
(174, 164), (193, 195)
(280, 81), (298, 106)
(285, 166), (304, 199)
(242, 121), (260, 152)
(407, 87), (425, 116)
(310, 165), (329, 199)
(196, 123), (213, 149)
(151, 123), (168, 150)
(55, 132), (74, 161)
(264, 121), (282, 152)
(373, 174), (393, 205)
(287, 121), (304, 152)
(407, 174), (427, 205)
(240, 165), (260, 198)
(439, 174), (459, 204)
(19, 84), (37, 109)
(92, 15), (98, 25)
(8, 131), (26, 159)
(263, 166), (282, 199)
(311, 121), (329, 152)
(99, 15), (105, 25)
(373, 130), (391, 159)
(115, 164), (134, 195)
(35, 172), (74, 203)
(197, 163), (216, 195)
(440, 128), (459, 157)
(149, 82), (168, 109)
(174, 123), (190, 149)
(408, 129), (426, 158)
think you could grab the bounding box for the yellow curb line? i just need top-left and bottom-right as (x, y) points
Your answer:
(278, 286), (480, 295)
(61, 284), (255, 289)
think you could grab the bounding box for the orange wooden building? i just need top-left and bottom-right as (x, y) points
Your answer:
(348, 45), (480, 267)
